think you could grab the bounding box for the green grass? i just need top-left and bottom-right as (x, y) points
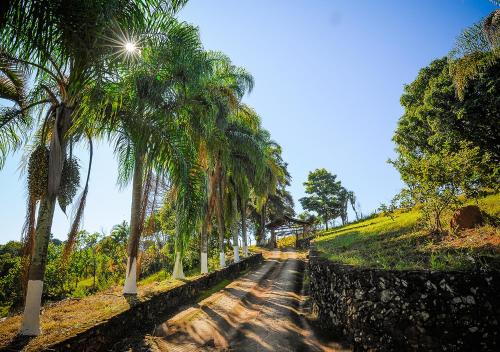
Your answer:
(314, 193), (500, 271)
(138, 269), (171, 285)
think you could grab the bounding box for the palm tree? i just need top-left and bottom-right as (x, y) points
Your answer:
(251, 131), (289, 247)
(0, 0), (185, 335)
(449, 9), (499, 99)
(0, 55), (33, 169)
(99, 21), (210, 287)
(224, 107), (266, 259)
(198, 53), (255, 270)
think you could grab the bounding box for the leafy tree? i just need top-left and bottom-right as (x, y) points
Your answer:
(390, 142), (496, 233)
(300, 168), (343, 230)
(394, 56), (499, 165)
(392, 13), (500, 236)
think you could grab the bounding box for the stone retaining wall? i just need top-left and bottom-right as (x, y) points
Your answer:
(309, 248), (500, 351)
(50, 253), (263, 351)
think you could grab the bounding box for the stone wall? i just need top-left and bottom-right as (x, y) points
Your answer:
(49, 253), (263, 352)
(309, 248), (500, 351)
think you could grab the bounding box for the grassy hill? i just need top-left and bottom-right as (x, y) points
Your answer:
(312, 193), (500, 271)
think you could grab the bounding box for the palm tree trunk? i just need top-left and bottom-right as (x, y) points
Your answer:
(232, 221), (239, 263)
(241, 204), (248, 257)
(216, 189), (226, 268)
(257, 202), (267, 245)
(172, 251), (185, 279)
(231, 195), (239, 263)
(20, 104), (71, 336)
(20, 195), (56, 335)
(200, 224), (208, 274)
(215, 160), (226, 268)
(200, 170), (217, 274)
(216, 205), (226, 267)
(270, 229), (276, 249)
(124, 149), (144, 294)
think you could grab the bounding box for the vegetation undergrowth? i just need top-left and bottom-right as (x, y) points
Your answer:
(0, 251), (256, 351)
(313, 193), (500, 271)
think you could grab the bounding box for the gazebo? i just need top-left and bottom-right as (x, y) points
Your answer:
(265, 215), (314, 248)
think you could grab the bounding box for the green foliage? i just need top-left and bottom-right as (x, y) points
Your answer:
(299, 168), (355, 228)
(0, 242), (23, 314)
(393, 23), (499, 234)
(395, 56), (500, 164)
(0, 0), (291, 319)
(390, 142), (496, 232)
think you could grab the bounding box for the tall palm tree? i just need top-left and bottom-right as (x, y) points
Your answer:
(449, 9), (499, 99)
(224, 107), (266, 259)
(251, 131), (288, 247)
(0, 55), (33, 169)
(0, 0), (186, 335)
(98, 21), (210, 287)
(198, 53), (254, 270)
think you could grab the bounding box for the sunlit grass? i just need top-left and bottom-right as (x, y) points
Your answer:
(314, 193), (500, 270)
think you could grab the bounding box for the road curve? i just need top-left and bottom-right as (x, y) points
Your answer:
(115, 250), (348, 352)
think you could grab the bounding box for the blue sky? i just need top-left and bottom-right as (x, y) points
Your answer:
(0, 0), (497, 244)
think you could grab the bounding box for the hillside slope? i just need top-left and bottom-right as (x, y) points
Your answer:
(313, 193), (500, 270)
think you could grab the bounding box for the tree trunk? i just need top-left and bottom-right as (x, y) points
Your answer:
(231, 195), (239, 263)
(201, 169), (217, 274)
(270, 229), (276, 249)
(241, 205), (248, 257)
(216, 205), (225, 268)
(216, 175), (226, 268)
(124, 149), (144, 295)
(20, 104), (71, 336)
(20, 195), (56, 335)
(172, 252), (185, 279)
(257, 202), (267, 245)
(200, 223), (208, 274)
(232, 221), (239, 263)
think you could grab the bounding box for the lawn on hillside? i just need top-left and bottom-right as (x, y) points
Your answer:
(313, 193), (500, 271)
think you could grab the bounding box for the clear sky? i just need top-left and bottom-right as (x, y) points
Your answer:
(0, 0), (497, 244)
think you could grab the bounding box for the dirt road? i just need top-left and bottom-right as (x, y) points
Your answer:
(114, 250), (348, 351)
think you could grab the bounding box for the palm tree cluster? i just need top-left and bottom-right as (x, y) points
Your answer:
(0, 0), (290, 336)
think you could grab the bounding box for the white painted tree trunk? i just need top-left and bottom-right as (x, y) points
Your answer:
(123, 257), (137, 294)
(20, 280), (44, 335)
(243, 245), (248, 257)
(219, 251), (225, 268)
(201, 252), (208, 274)
(233, 246), (240, 263)
(172, 252), (185, 279)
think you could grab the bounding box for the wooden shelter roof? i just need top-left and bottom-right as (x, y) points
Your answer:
(265, 215), (313, 230)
